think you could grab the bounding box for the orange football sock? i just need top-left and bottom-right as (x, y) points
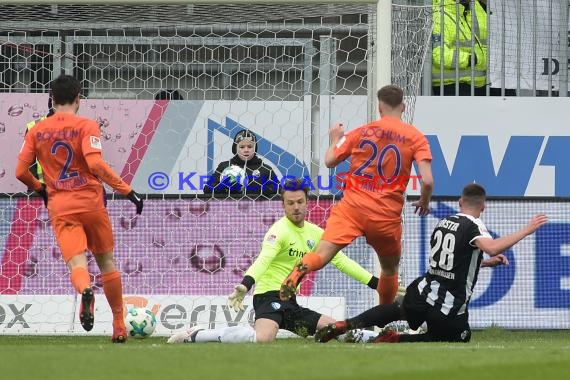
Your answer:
(301, 252), (324, 271)
(70, 267), (91, 294)
(378, 273), (399, 304)
(101, 271), (125, 326)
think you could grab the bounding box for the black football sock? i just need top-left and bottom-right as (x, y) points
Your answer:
(398, 333), (432, 342)
(347, 303), (403, 329)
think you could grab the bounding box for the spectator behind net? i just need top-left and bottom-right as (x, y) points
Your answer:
(203, 129), (278, 198)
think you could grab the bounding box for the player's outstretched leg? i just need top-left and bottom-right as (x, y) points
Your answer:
(314, 321), (348, 343)
(79, 287), (95, 331)
(167, 325), (256, 344)
(279, 262), (309, 301)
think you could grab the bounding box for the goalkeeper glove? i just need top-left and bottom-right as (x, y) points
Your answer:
(36, 184), (48, 207)
(127, 190), (144, 215)
(228, 284), (248, 312)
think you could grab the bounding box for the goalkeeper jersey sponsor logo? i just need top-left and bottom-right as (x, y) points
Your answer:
(288, 247), (306, 258)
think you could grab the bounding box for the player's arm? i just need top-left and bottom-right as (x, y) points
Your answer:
(324, 123), (352, 168)
(15, 137), (48, 206)
(15, 135), (48, 205)
(85, 153), (131, 195)
(82, 124), (143, 213)
(242, 234), (281, 288)
(228, 231), (281, 312)
(84, 153), (143, 214)
(411, 134), (434, 215)
(80, 122), (131, 195)
(481, 254), (509, 268)
(15, 133), (41, 189)
(330, 251), (378, 289)
(474, 214), (548, 256)
(15, 159), (43, 193)
(15, 158), (47, 208)
(411, 159), (433, 216)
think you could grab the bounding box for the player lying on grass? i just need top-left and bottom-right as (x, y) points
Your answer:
(168, 178), (399, 344)
(314, 183), (548, 343)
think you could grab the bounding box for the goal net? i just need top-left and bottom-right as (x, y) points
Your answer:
(0, 1), (433, 336)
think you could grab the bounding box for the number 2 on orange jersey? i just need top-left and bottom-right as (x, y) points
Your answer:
(51, 141), (79, 180)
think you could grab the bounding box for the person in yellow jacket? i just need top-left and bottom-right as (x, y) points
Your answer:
(25, 96), (54, 182)
(432, 0), (488, 95)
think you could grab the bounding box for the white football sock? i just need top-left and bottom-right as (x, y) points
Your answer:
(194, 325), (256, 343)
(192, 329), (220, 343)
(218, 325), (256, 343)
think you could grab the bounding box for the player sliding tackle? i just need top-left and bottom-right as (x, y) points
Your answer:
(280, 85), (434, 306)
(314, 184), (548, 343)
(168, 178), (391, 344)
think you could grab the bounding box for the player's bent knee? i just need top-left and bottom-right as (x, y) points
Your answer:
(254, 331), (277, 343)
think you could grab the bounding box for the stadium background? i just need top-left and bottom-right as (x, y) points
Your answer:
(0, 1), (569, 334)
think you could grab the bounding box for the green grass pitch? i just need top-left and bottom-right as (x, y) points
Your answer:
(1, 329), (569, 380)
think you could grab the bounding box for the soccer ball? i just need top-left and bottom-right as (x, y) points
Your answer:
(221, 165), (246, 184)
(125, 307), (157, 339)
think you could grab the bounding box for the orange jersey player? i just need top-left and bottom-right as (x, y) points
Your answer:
(281, 84), (434, 305)
(15, 74), (144, 343)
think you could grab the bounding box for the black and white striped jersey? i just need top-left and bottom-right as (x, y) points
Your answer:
(417, 213), (492, 316)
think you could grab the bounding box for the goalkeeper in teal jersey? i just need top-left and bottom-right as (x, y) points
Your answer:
(168, 178), (383, 344)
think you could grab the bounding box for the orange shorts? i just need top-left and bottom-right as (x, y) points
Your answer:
(51, 209), (114, 263)
(321, 200), (402, 257)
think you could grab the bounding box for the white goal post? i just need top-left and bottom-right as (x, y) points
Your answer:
(0, 0), (433, 335)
